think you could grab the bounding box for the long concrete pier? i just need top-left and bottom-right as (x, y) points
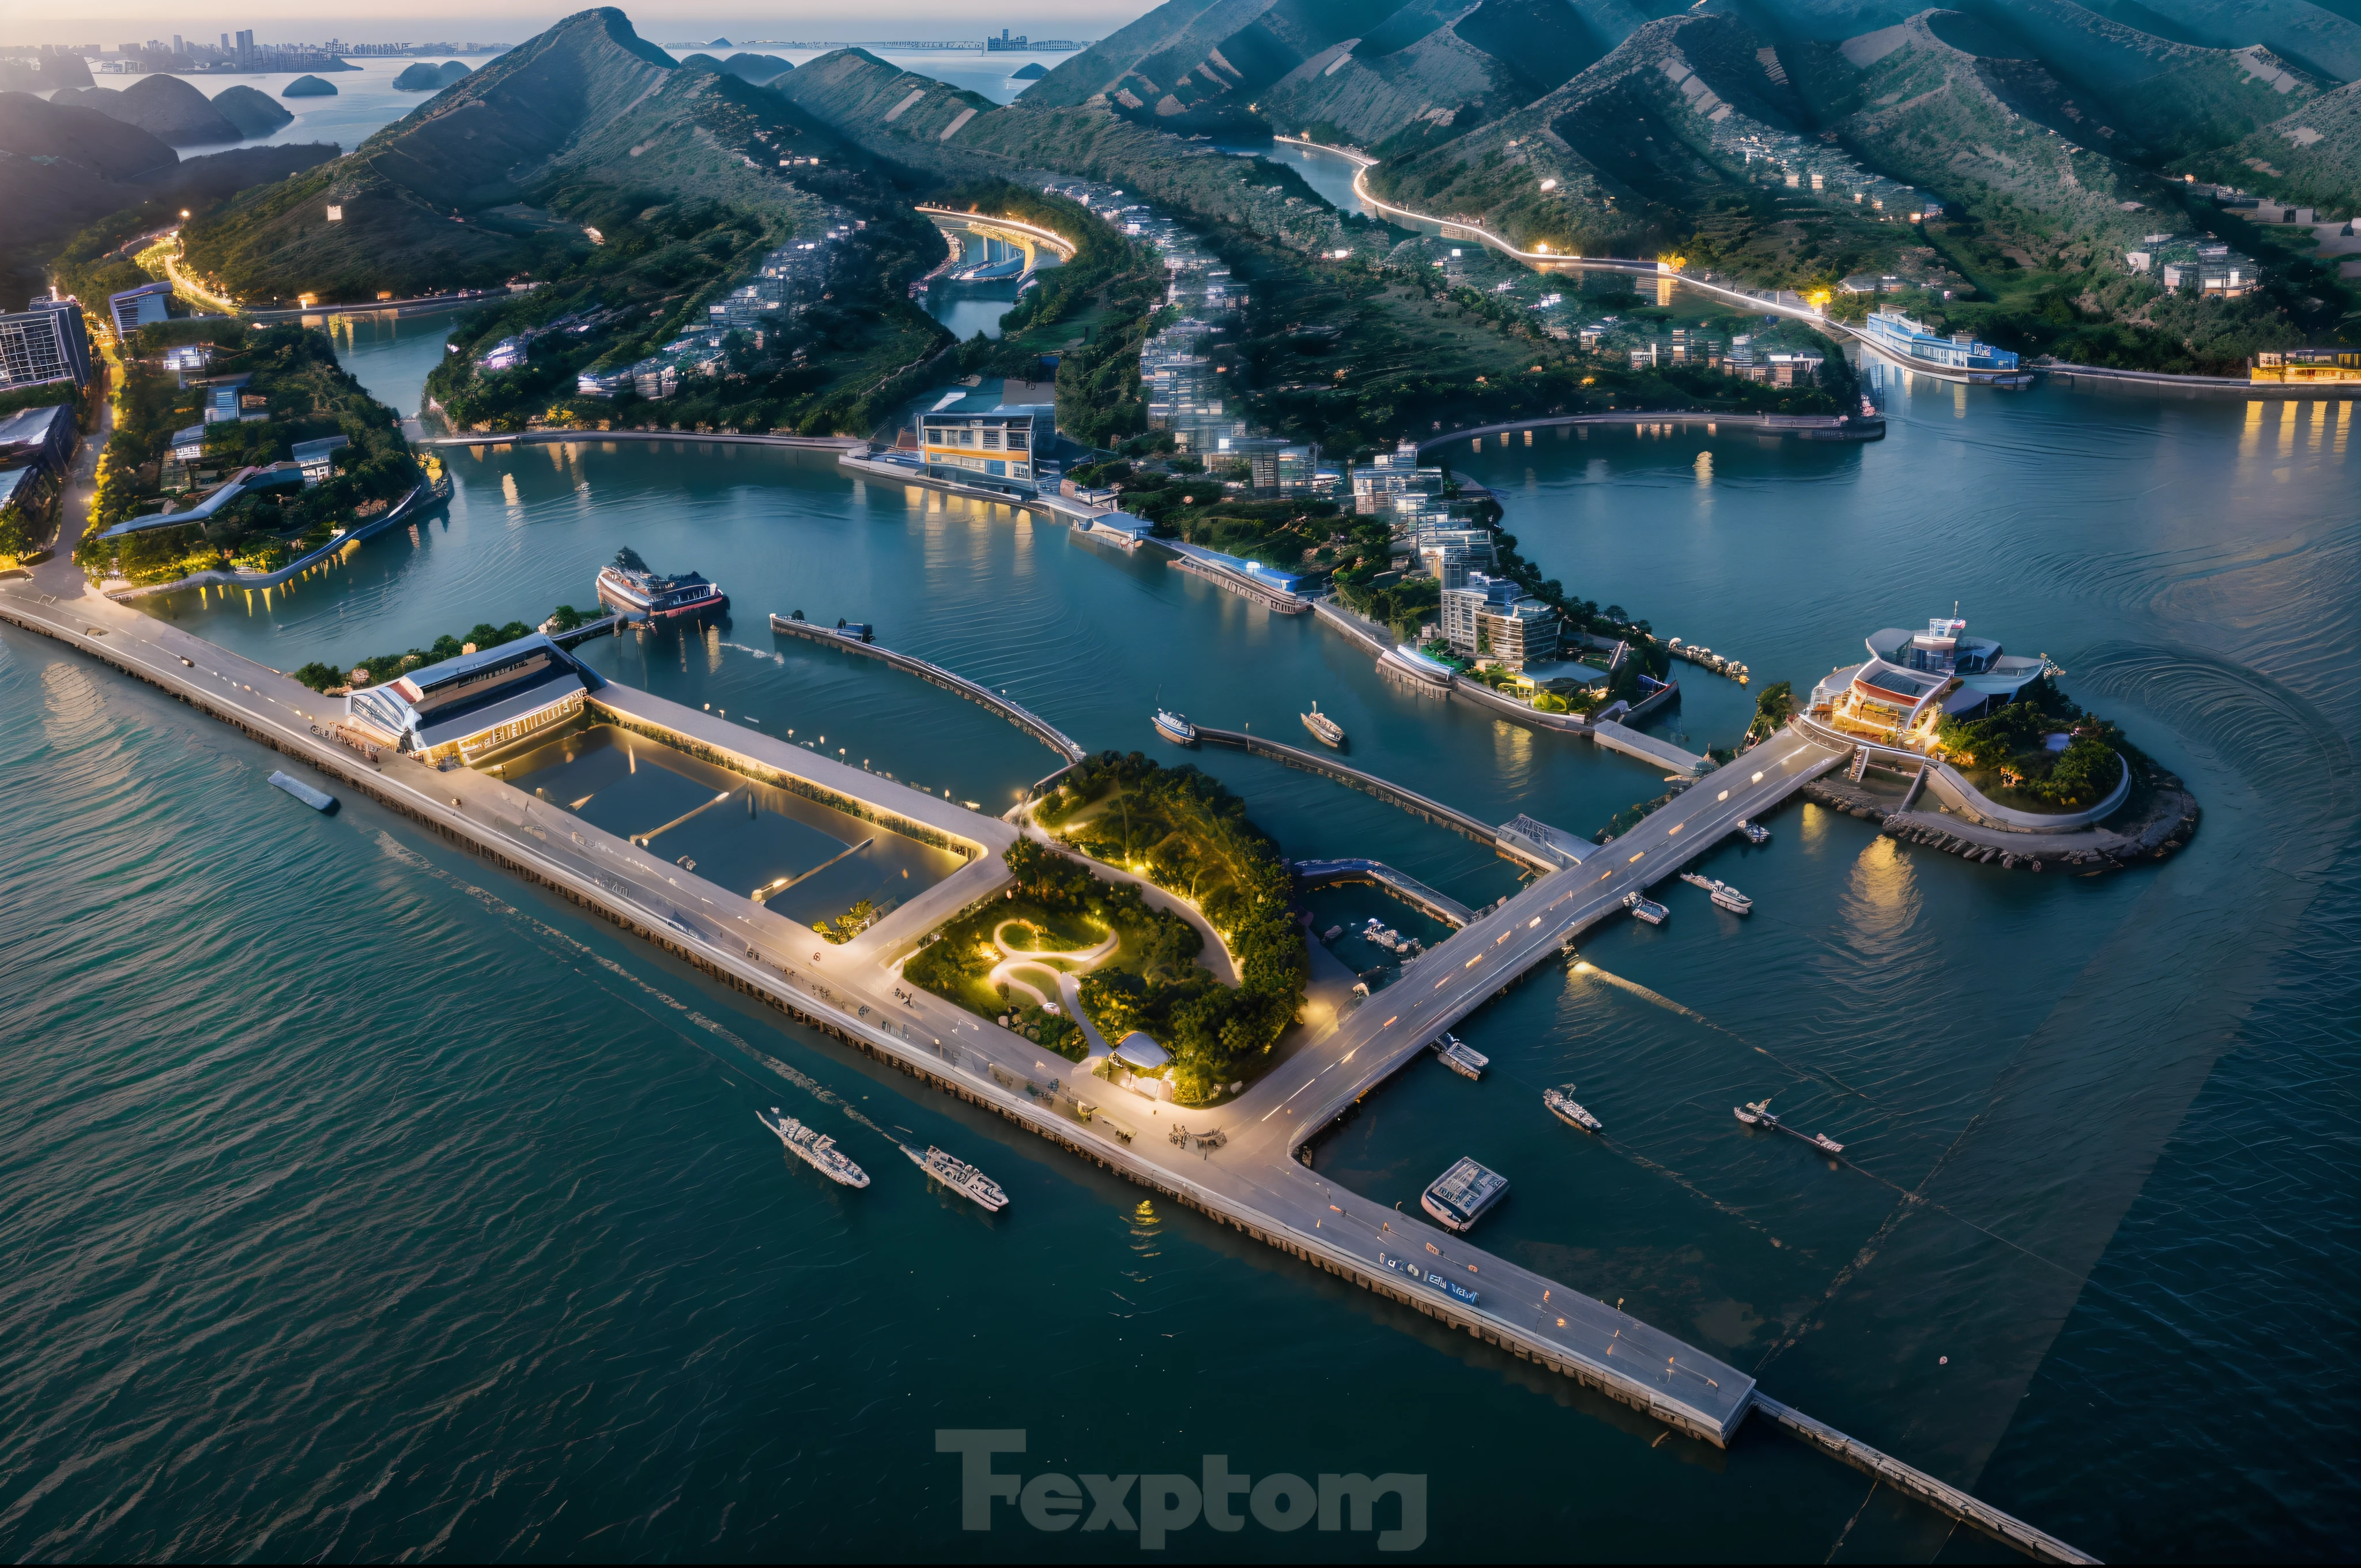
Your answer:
(0, 568), (2096, 1562)
(1421, 409), (1885, 454)
(768, 612), (1085, 763)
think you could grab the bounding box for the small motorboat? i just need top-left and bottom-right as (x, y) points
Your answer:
(1734, 1098), (1844, 1156)
(1681, 872), (1753, 914)
(1738, 819), (1770, 845)
(1432, 1032), (1488, 1080)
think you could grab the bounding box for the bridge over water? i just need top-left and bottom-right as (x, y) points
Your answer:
(915, 205), (1077, 285)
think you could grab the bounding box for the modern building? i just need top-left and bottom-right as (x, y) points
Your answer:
(1860, 308), (2017, 374)
(0, 403), (80, 478)
(107, 281), (173, 338)
(1474, 599), (1559, 671)
(1439, 572), (1526, 657)
(1808, 613), (2051, 749)
(2250, 348), (2361, 385)
(344, 634), (602, 764)
(291, 434), (348, 485)
(0, 296), (91, 391)
(918, 393), (1050, 496)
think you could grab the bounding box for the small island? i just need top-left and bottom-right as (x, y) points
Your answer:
(393, 60), (469, 91)
(280, 75), (338, 97)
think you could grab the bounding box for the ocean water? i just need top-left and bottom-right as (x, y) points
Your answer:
(2, 291), (2354, 1562)
(51, 58), (495, 154)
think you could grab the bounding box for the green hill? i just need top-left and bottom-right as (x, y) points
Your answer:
(52, 76), (244, 148)
(2186, 76), (2361, 211)
(212, 84), (295, 139)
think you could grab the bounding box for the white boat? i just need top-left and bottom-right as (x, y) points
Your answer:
(1300, 700), (1345, 748)
(757, 1107), (869, 1187)
(1544, 1085), (1601, 1133)
(1624, 890), (1669, 925)
(597, 562), (729, 620)
(1421, 1156), (1507, 1233)
(1733, 1098), (1844, 1156)
(1432, 1033), (1488, 1080)
(1152, 708), (1198, 746)
(1681, 872), (1753, 914)
(904, 1144), (1009, 1211)
(1738, 820), (1770, 845)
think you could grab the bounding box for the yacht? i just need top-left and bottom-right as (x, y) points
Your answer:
(1300, 700), (1345, 748)
(757, 1107), (869, 1187)
(1152, 708), (1198, 746)
(1544, 1085), (1601, 1133)
(596, 562), (728, 621)
(904, 1144), (1009, 1211)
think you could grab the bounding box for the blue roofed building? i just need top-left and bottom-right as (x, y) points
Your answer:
(1809, 613), (2051, 749)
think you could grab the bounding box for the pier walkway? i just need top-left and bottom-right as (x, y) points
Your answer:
(0, 565), (2092, 1561)
(768, 612), (1085, 763)
(1420, 409), (1884, 455)
(1193, 724), (1560, 869)
(1294, 858), (1477, 927)
(1594, 718), (1708, 775)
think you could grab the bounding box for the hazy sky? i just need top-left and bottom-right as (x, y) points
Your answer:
(8, 3), (1142, 47)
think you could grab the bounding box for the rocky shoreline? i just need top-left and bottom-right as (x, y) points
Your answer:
(1799, 764), (2199, 875)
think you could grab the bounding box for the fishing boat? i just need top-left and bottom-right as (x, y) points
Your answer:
(1738, 819), (1770, 845)
(1152, 708), (1198, 746)
(756, 1106), (870, 1188)
(1733, 1098), (1844, 1156)
(903, 1144), (1009, 1211)
(1300, 700), (1345, 748)
(1624, 889), (1669, 925)
(1432, 1033), (1488, 1080)
(1544, 1085), (1601, 1133)
(1680, 872), (1754, 914)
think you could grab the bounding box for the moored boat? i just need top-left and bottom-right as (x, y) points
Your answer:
(1734, 1098), (1844, 1156)
(597, 561), (729, 621)
(1152, 708), (1198, 746)
(904, 1143), (1009, 1211)
(1681, 872), (1754, 914)
(1624, 890), (1669, 925)
(1300, 700), (1345, 748)
(267, 770), (337, 812)
(1738, 819), (1770, 845)
(1420, 1156), (1507, 1234)
(1432, 1032), (1488, 1080)
(757, 1106), (869, 1188)
(1544, 1085), (1601, 1133)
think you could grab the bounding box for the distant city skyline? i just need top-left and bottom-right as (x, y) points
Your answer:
(2, 3), (1138, 48)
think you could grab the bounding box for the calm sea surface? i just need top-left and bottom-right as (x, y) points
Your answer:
(1, 255), (2354, 1563)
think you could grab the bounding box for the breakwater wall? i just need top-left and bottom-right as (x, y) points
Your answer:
(768, 612), (1085, 763)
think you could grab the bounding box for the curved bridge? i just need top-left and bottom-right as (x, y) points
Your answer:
(915, 206), (1077, 285)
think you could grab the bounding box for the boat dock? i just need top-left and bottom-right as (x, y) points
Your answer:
(1295, 857), (1477, 927)
(0, 569), (2094, 1562)
(768, 612), (1085, 763)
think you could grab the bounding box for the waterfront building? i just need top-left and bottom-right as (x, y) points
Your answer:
(1860, 308), (2017, 374)
(107, 281), (173, 338)
(1807, 613), (2051, 749)
(0, 296), (91, 391)
(919, 394), (1050, 496)
(1438, 572), (1524, 655)
(345, 634), (602, 764)
(1474, 598), (1560, 671)
(2249, 348), (2361, 385)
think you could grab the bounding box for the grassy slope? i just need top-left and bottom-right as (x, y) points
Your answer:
(2185, 77), (2361, 215)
